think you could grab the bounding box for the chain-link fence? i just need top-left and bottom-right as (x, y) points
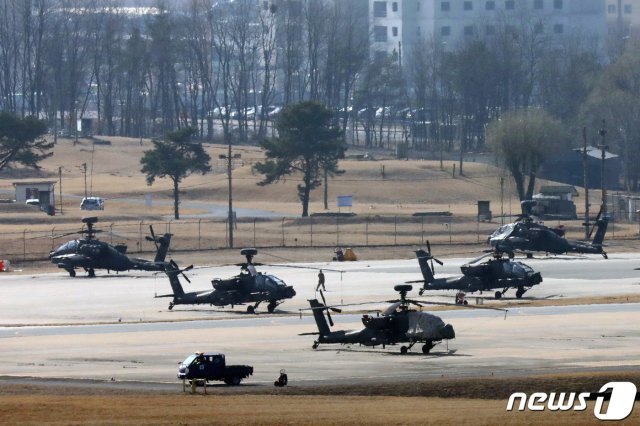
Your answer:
(2, 214), (637, 263)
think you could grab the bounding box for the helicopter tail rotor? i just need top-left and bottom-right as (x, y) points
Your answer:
(169, 259), (193, 284)
(319, 290), (335, 327)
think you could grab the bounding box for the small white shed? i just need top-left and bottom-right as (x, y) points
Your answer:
(13, 181), (56, 212)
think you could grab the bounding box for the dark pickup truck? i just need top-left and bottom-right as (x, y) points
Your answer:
(177, 352), (253, 385)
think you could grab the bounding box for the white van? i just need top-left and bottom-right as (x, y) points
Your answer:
(80, 197), (104, 211)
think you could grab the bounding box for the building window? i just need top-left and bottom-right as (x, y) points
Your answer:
(373, 1), (387, 17)
(553, 0), (562, 9)
(392, 26), (398, 37)
(392, 2), (398, 12)
(608, 5), (616, 14)
(374, 25), (388, 42)
(486, 1), (495, 10)
(441, 1), (450, 11)
(534, 22), (543, 34)
(625, 4), (632, 14)
(441, 26), (451, 36)
(464, 25), (475, 36)
(486, 25), (496, 35)
(464, 1), (473, 11)
(534, 0), (543, 10)
(553, 23), (563, 33)
(505, 0), (515, 10)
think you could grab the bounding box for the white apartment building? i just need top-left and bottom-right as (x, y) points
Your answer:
(371, 0), (607, 64)
(606, 0), (640, 35)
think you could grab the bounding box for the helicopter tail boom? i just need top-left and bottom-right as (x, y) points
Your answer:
(308, 299), (331, 336)
(153, 233), (172, 263)
(165, 267), (185, 297)
(591, 216), (609, 246)
(415, 249), (436, 284)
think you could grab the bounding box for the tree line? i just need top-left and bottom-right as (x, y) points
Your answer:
(1, 1), (639, 192)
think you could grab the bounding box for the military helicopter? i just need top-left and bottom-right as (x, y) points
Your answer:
(304, 285), (457, 355)
(488, 201), (609, 259)
(49, 217), (172, 277)
(410, 242), (543, 300)
(157, 248), (296, 313)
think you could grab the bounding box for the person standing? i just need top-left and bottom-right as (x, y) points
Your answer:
(316, 269), (326, 291)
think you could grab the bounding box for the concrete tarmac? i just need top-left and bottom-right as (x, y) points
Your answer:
(0, 253), (639, 387)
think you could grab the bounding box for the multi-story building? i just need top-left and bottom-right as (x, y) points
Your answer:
(606, 0), (640, 36)
(371, 0), (607, 64)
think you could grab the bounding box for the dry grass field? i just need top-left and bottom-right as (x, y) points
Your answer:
(1, 371), (638, 425)
(1, 135), (638, 264)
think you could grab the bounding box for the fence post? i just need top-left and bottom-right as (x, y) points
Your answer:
(110, 223), (114, 245)
(336, 216), (339, 246)
(253, 219), (257, 247)
(198, 219), (202, 251)
(139, 221), (143, 253)
(51, 227), (56, 251)
(421, 216), (424, 246)
(310, 217), (313, 247)
(281, 218), (285, 247)
(23, 229), (27, 261)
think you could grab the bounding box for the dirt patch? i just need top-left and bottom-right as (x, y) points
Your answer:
(0, 371), (638, 424)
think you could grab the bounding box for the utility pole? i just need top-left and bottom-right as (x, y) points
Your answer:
(598, 120), (608, 216)
(58, 166), (63, 215)
(227, 143), (234, 248)
(82, 162), (87, 198)
(582, 127), (590, 239)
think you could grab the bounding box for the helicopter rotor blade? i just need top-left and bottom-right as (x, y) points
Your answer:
(425, 240), (444, 266)
(148, 225), (159, 250)
(319, 290), (334, 327)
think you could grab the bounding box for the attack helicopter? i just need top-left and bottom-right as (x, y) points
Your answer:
(304, 285), (457, 355)
(488, 202), (609, 259)
(49, 217), (172, 277)
(410, 242), (542, 300)
(157, 248), (296, 313)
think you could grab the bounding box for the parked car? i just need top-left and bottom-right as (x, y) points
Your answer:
(25, 198), (40, 207)
(80, 197), (104, 211)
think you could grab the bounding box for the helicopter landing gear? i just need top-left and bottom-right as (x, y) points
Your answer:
(422, 342), (435, 354)
(526, 252), (533, 259)
(602, 251), (608, 259)
(515, 287), (526, 299)
(87, 268), (96, 278)
(66, 268), (76, 277)
(247, 305), (255, 314)
(418, 288), (425, 296)
(168, 302), (174, 310)
(401, 341), (416, 355)
(312, 341), (319, 349)
(267, 301), (277, 313)
(507, 251), (515, 259)
(494, 291), (502, 300)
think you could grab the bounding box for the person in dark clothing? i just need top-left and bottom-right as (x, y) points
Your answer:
(316, 269), (326, 291)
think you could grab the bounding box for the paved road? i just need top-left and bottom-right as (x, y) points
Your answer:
(0, 253), (638, 387)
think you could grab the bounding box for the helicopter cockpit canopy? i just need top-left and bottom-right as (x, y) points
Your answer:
(51, 240), (79, 256)
(490, 223), (515, 240)
(502, 261), (535, 277)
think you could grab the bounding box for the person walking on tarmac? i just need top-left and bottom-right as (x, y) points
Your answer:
(316, 269), (326, 292)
